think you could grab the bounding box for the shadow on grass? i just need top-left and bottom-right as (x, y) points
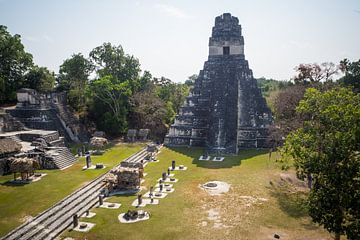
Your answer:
(1, 180), (29, 187)
(269, 185), (308, 218)
(168, 147), (267, 169)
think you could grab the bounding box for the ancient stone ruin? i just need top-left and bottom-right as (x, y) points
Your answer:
(126, 129), (150, 142)
(165, 13), (272, 154)
(1, 106), (78, 175)
(6, 88), (89, 143)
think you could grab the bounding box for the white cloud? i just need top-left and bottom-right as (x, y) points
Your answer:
(155, 3), (191, 19)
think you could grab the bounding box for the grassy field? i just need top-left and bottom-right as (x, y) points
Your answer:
(62, 147), (334, 240)
(0, 143), (144, 237)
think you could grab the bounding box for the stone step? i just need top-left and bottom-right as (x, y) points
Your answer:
(48, 148), (77, 169)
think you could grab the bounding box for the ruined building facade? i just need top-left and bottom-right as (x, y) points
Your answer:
(164, 13), (272, 154)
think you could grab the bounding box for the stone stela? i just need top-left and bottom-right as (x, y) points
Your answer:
(164, 13), (272, 154)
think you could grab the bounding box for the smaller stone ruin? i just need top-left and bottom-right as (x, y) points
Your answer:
(104, 164), (144, 192)
(146, 143), (159, 153)
(137, 129), (150, 141)
(126, 129), (137, 142)
(126, 129), (150, 142)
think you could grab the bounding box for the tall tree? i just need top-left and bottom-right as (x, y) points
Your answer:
(87, 75), (131, 135)
(0, 25), (33, 103)
(339, 58), (360, 93)
(24, 66), (55, 93)
(281, 88), (360, 240)
(293, 62), (339, 84)
(57, 53), (93, 110)
(89, 43), (141, 91)
(184, 74), (198, 87)
(129, 88), (168, 140)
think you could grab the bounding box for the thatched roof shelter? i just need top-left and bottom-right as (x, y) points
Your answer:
(90, 137), (108, 148)
(105, 166), (142, 190)
(0, 138), (22, 155)
(9, 157), (40, 174)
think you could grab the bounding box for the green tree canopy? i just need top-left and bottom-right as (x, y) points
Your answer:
(0, 25), (33, 103)
(339, 58), (360, 93)
(24, 66), (55, 93)
(87, 75), (132, 135)
(281, 87), (360, 240)
(89, 43), (141, 92)
(57, 53), (93, 110)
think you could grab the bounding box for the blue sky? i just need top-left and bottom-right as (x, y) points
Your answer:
(1, 0), (359, 82)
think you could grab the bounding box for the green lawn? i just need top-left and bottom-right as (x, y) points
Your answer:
(0, 143), (144, 237)
(62, 147), (334, 240)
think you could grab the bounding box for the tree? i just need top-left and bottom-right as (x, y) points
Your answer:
(89, 42), (141, 92)
(281, 88), (360, 240)
(294, 62), (339, 84)
(87, 75), (132, 135)
(339, 58), (360, 93)
(0, 25), (33, 103)
(184, 74), (198, 87)
(129, 88), (168, 140)
(24, 66), (55, 93)
(155, 78), (190, 114)
(57, 53), (93, 110)
(269, 85), (307, 147)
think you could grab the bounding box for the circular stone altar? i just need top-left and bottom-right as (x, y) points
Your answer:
(200, 181), (230, 196)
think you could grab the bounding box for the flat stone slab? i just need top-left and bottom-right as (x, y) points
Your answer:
(143, 191), (168, 198)
(155, 183), (173, 188)
(199, 156), (211, 161)
(157, 177), (178, 183)
(200, 181), (231, 196)
(73, 222), (95, 232)
(118, 212), (150, 223)
(99, 202), (121, 209)
(81, 212), (96, 218)
(131, 198), (159, 207)
(82, 165), (106, 170)
(169, 166), (187, 171)
(155, 187), (175, 193)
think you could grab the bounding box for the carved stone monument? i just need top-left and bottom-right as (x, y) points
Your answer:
(164, 13), (272, 154)
(86, 155), (91, 169)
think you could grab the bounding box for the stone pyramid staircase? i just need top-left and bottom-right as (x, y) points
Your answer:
(52, 101), (89, 142)
(47, 147), (77, 169)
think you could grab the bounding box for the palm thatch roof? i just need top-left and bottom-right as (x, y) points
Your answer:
(0, 138), (22, 155)
(9, 157), (40, 173)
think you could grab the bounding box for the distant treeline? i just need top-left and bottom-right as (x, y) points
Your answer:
(0, 25), (192, 140)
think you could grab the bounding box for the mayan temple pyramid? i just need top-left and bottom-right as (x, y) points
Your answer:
(164, 13), (272, 154)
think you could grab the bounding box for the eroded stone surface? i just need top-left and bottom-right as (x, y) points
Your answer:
(164, 13), (272, 154)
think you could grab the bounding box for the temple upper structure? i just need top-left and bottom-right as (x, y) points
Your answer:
(164, 13), (272, 154)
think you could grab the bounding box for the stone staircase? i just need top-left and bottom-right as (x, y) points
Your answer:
(46, 147), (77, 169)
(52, 102), (89, 143)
